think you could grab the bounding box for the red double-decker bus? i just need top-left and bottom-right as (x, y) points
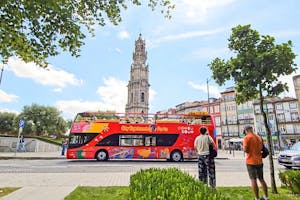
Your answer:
(66, 111), (216, 162)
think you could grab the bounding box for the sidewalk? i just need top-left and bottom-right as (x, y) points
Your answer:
(0, 151), (65, 160)
(0, 150), (279, 200)
(0, 150), (248, 160)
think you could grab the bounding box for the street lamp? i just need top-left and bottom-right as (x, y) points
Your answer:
(0, 65), (4, 86)
(207, 78), (210, 114)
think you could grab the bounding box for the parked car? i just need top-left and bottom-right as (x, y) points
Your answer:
(278, 142), (300, 169)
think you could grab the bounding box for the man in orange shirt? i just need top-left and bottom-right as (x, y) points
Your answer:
(243, 125), (269, 200)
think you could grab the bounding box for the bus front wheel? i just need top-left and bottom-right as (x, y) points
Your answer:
(96, 150), (108, 161)
(170, 150), (182, 162)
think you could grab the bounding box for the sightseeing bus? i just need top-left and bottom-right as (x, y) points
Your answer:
(66, 111), (216, 162)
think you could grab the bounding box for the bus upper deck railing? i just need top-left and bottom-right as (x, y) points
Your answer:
(74, 111), (213, 125)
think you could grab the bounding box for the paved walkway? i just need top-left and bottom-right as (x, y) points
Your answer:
(0, 149), (249, 160)
(0, 150), (280, 200)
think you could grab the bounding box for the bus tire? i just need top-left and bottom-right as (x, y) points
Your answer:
(96, 150), (108, 161)
(170, 150), (182, 162)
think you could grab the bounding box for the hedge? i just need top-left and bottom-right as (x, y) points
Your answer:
(129, 168), (227, 200)
(279, 170), (300, 194)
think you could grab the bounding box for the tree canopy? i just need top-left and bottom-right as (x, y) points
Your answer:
(0, 112), (17, 134)
(0, 0), (174, 67)
(17, 104), (68, 136)
(209, 24), (297, 193)
(210, 24), (297, 104)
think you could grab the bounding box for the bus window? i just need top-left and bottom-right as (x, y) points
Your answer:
(156, 134), (178, 146)
(145, 136), (156, 146)
(120, 135), (144, 146)
(69, 133), (98, 148)
(97, 134), (119, 146)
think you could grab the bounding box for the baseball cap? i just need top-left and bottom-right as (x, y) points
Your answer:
(243, 125), (252, 134)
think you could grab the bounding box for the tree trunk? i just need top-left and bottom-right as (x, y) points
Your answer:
(259, 87), (278, 194)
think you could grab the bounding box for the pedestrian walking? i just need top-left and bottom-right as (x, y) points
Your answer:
(61, 138), (67, 156)
(243, 125), (269, 200)
(194, 126), (216, 187)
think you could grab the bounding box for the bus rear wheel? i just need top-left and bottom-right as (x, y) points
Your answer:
(96, 150), (108, 161)
(170, 150), (182, 162)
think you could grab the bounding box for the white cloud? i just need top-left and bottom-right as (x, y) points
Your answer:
(96, 77), (128, 112)
(56, 76), (157, 118)
(56, 77), (128, 118)
(0, 90), (19, 103)
(56, 100), (103, 119)
(177, 0), (237, 24)
(0, 107), (19, 114)
(115, 48), (122, 54)
(117, 31), (130, 40)
(190, 47), (231, 60)
(149, 28), (225, 47)
(52, 88), (63, 93)
(7, 57), (82, 88)
(188, 81), (221, 98)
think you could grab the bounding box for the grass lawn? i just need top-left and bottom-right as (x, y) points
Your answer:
(65, 186), (129, 200)
(64, 186), (300, 200)
(0, 188), (20, 198)
(218, 187), (300, 200)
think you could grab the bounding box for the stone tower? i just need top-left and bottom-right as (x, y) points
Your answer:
(125, 34), (150, 114)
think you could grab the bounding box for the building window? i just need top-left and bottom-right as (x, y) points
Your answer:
(276, 103), (283, 110)
(141, 92), (145, 102)
(290, 102), (297, 109)
(291, 112), (299, 121)
(215, 117), (221, 126)
(277, 113), (285, 122)
(215, 105), (220, 113)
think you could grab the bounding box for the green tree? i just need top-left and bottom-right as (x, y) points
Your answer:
(0, 112), (17, 134)
(209, 24), (297, 193)
(18, 104), (68, 137)
(0, 0), (174, 67)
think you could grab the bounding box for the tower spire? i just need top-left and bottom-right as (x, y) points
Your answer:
(125, 34), (150, 115)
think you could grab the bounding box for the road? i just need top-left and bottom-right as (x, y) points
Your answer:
(0, 158), (284, 183)
(0, 157), (286, 200)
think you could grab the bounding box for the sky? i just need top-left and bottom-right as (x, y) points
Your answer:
(1, 0), (300, 119)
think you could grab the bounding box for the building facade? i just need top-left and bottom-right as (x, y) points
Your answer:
(156, 74), (300, 148)
(172, 98), (222, 148)
(125, 34), (150, 115)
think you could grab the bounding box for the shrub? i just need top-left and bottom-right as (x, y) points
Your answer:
(129, 168), (227, 200)
(279, 170), (300, 194)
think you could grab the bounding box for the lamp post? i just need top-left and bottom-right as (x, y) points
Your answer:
(207, 78), (210, 114)
(0, 65), (4, 86)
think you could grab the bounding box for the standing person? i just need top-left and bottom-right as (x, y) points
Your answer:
(18, 135), (25, 152)
(61, 138), (67, 156)
(243, 125), (269, 200)
(194, 126), (216, 187)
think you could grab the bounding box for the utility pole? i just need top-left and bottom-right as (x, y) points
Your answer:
(0, 66), (4, 86)
(207, 78), (210, 113)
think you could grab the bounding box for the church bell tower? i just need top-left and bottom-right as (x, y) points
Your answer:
(125, 34), (150, 114)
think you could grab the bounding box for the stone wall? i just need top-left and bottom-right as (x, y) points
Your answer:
(0, 137), (61, 152)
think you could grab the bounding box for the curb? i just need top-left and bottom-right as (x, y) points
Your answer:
(0, 156), (66, 160)
(0, 157), (228, 160)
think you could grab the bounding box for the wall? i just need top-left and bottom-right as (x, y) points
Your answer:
(0, 137), (61, 152)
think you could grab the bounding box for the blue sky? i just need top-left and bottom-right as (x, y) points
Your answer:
(1, 0), (300, 119)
